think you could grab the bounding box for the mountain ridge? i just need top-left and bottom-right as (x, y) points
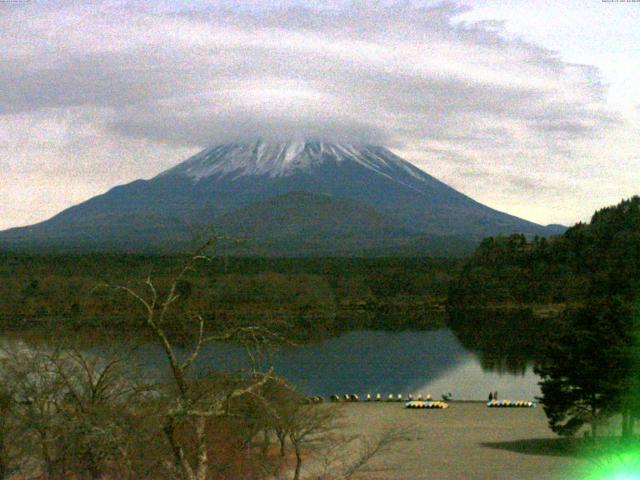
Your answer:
(0, 140), (564, 256)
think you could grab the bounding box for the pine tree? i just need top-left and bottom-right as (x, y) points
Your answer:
(535, 298), (634, 437)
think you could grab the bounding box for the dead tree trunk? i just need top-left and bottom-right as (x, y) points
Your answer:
(292, 443), (302, 480)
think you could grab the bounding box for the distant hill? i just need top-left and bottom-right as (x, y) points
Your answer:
(0, 140), (564, 256)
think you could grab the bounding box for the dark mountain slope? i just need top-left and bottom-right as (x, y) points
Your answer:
(0, 141), (563, 255)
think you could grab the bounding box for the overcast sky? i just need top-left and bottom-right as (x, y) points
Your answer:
(1, 0), (638, 230)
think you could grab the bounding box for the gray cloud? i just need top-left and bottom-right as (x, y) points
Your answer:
(0, 0), (635, 229)
(0, 1), (614, 147)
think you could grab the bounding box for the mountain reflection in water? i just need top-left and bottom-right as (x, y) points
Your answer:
(128, 329), (540, 400)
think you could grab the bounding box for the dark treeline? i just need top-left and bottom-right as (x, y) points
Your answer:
(0, 254), (460, 340)
(448, 196), (640, 438)
(449, 196), (640, 308)
(448, 234), (586, 307)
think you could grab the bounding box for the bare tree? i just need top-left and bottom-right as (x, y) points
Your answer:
(0, 341), (152, 480)
(117, 238), (282, 480)
(0, 350), (26, 479)
(50, 348), (153, 479)
(0, 388), (12, 479)
(1, 345), (68, 478)
(312, 428), (407, 480)
(257, 378), (302, 458)
(288, 404), (338, 480)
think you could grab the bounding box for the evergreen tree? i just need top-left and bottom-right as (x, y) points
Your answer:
(450, 196), (640, 438)
(619, 298), (640, 438)
(535, 298), (634, 437)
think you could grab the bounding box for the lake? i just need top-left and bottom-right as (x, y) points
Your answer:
(124, 328), (541, 401)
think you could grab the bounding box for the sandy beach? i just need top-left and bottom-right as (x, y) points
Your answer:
(334, 402), (590, 480)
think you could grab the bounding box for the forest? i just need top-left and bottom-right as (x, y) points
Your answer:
(448, 196), (640, 308)
(0, 254), (459, 341)
(448, 196), (640, 437)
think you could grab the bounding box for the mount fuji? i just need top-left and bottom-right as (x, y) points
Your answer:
(0, 141), (564, 256)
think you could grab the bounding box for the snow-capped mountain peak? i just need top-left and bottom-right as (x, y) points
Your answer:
(0, 139), (562, 255)
(158, 140), (427, 182)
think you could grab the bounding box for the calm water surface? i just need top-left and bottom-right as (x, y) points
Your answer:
(127, 329), (541, 400)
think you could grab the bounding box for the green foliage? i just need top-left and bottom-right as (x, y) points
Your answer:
(449, 196), (640, 308)
(449, 196), (640, 438)
(535, 299), (636, 437)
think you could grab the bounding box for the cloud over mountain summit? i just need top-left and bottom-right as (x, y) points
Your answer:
(1, 1), (613, 145)
(0, 0), (637, 229)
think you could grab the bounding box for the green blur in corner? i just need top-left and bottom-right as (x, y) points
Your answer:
(581, 443), (640, 479)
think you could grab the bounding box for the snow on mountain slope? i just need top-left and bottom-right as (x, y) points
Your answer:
(159, 140), (426, 183)
(0, 140), (564, 255)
